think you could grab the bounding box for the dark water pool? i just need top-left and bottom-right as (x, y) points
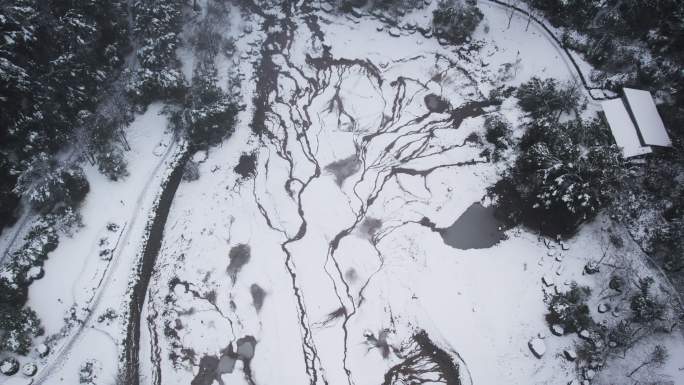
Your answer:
(423, 202), (505, 250)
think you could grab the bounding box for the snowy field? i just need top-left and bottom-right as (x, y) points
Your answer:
(1, 1), (682, 385)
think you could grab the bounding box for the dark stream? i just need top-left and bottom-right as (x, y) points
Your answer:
(120, 150), (190, 385)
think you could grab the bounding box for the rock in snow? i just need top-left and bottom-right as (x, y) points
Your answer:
(584, 261), (600, 274)
(578, 330), (591, 340)
(584, 368), (596, 380)
(542, 276), (554, 287)
(36, 343), (50, 357)
(597, 303), (610, 313)
(563, 349), (577, 361)
(388, 28), (401, 37)
(21, 363), (37, 377)
(551, 324), (564, 336)
(528, 337), (546, 358)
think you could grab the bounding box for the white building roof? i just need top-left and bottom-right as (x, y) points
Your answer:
(601, 98), (652, 158)
(623, 88), (672, 147)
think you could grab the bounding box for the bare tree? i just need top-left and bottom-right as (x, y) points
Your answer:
(628, 345), (668, 377)
(506, 0), (519, 29)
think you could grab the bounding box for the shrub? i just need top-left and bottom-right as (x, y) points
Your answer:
(126, 68), (187, 106)
(484, 115), (511, 152)
(0, 221), (58, 356)
(25, 165), (90, 214)
(182, 160), (200, 181)
(651, 217), (684, 272)
(187, 65), (238, 148)
(546, 283), (593, 333)
(0, 307), (43, 355)
(630, 277), (666, 323)
(187, 99), (238, 148)
(0, 357), (19, 375)
(432, 0), (483, 45)
(96, 145), (129, 181)
(79, 359), (99, 384)
(608, 320), (634, 349)
(515, 77), (585, 120)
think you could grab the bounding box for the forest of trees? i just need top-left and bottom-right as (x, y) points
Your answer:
(0, 0), (242, 357)
(520, 0), (684, 271)
(0, 0), (131, 355)
(0, 0), (130, 231)
(0, 0), (173, 357)
(488, 77), (625, 236)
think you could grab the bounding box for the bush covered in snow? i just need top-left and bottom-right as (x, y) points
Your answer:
(545, 282), (594, 334)
(515, 77), (585, 120)
(432, 0), (483, 45)
(0, 221), (57, 355)
(0, 357), (19, 376)
(95, 146), (129, 181)
(126, 68), (187, 106)
(15, 160), (90, 214)
(0, 307), (43, 355)
(182, 160), (200, 182)
(484, 115), (511, 160)
(79, 359), (99, 384)
(630, 277), (666, 323)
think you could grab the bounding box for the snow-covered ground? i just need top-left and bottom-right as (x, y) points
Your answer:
(143, 2), (683, 385)
(0, 104), (184, 385)
(1, 1), (682, 385)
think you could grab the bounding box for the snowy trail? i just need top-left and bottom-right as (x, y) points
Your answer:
(30, 132), (183, 385)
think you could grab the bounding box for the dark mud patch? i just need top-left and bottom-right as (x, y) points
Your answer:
(192, 336), (257, 385)
(234, 153), (257, 179)
(344, 268), (358, 282)
(227, 244), (251, 283)
(325, 154), (361, 186)
(235, 336), (256, 360)
(382, 330), (463, 385)
(359, 217), (382, 238)
(364, 329), (392, 358)
(217, 354), (236, 374)
(192, 355), (220, 385)
(421, 202), (505, 249)
(250, 283), (266, 312)
(192, 336), (258, 385)
(424, 93), (450, 113)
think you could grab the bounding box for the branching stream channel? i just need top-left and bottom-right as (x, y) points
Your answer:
(123, 1), (501, 384)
